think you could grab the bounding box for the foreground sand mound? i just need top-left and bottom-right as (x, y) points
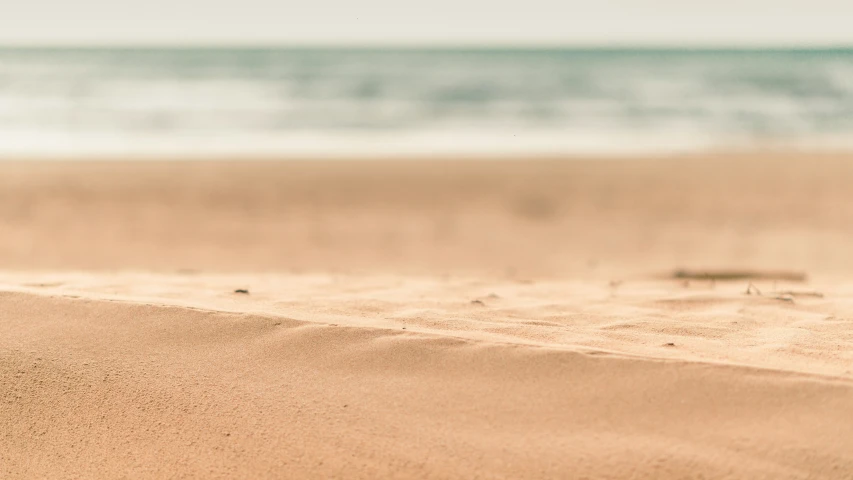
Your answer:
(3, 290), (852, 479)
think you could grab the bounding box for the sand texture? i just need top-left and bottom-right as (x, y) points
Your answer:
(2, 156), (853, 479)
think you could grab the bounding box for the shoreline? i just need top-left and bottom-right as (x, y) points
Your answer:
(5, 146), (853, 162)
(2, 148), (853, 162)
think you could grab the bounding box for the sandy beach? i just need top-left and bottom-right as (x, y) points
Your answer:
(3, 155), (853, 479)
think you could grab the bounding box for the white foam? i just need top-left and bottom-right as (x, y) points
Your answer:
(2, 127), (852, 159)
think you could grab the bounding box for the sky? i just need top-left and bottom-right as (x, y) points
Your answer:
(1, 0), (852, 46)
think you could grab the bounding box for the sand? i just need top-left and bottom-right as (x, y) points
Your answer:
(2, 155), (853, 479)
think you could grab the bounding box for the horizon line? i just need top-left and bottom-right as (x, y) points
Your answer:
(2, 42), (853, 51)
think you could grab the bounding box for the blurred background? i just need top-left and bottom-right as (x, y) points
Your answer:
(1, 1), (853, 158)
(2, 49), (853, 157)
(2, 1), (853, 278)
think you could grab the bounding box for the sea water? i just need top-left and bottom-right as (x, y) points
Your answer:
(1, 48), (852, 157)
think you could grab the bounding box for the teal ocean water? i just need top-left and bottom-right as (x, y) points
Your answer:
(1, 48), (852, 157)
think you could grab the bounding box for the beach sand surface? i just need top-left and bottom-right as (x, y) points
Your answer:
(2, 155), (853, 479)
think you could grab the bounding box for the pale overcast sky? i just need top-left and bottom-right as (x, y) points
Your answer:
(1, 0), (851, 46)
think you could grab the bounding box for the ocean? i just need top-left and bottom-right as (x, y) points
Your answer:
(1, 47), (852, 157)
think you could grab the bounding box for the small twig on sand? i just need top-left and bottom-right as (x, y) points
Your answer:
(608, 280), (623, 297)
(745, 282), (762, 296)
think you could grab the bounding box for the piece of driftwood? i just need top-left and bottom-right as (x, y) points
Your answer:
(772, 290), (824, 298)
(673, 269), (807, 282)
